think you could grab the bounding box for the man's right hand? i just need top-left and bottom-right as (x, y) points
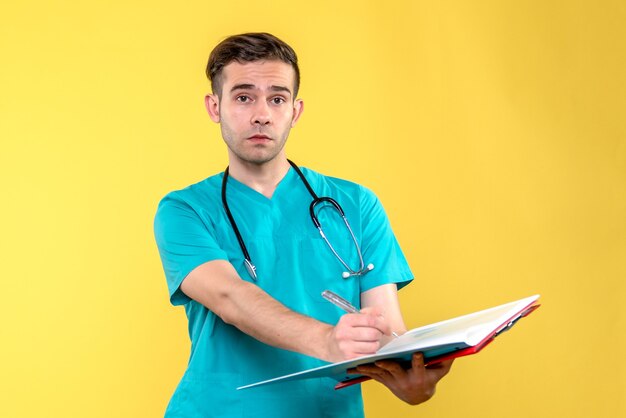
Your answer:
(325, 307), (392, 362)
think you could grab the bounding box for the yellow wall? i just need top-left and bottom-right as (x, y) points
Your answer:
(1, 1), (624, 416)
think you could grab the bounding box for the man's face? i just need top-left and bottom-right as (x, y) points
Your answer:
(205, 60), (304, 167)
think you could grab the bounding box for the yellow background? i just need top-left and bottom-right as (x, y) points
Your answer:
(1, 1), (624, 417)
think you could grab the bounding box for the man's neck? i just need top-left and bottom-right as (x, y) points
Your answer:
(227, 157), (291, 199)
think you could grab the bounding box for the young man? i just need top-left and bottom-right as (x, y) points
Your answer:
(154, 32), (452, 417)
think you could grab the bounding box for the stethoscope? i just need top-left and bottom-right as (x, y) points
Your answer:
(221, 159), (374, 281)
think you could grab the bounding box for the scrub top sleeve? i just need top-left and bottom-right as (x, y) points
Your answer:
(154, 195), (229, 306)
(358, 187), (413, 293)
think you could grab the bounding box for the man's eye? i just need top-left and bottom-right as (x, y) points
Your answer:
(271, 97), (285, 104)
(237, 96), (251, 103)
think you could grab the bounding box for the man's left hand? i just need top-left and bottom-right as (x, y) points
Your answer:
(350, 352), (453, 405)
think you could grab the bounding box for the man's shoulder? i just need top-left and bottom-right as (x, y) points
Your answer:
(301, 167), (376, 200)
(157, 172), (223, 209)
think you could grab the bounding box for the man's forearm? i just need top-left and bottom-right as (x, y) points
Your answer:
(181, 260), (335, 361)
(218, 277), (336, 361)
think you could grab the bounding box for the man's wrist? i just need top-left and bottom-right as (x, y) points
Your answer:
(310, 322), (335, 362)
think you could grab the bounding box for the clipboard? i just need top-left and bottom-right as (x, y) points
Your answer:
(238, 295), (541, 391)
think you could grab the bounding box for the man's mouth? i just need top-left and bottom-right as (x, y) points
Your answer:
(248, 134), (271, 142)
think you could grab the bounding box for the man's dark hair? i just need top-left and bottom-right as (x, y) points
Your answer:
(206, 32), (300, 98)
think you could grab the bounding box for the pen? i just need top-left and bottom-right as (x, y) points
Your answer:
(321, 290), (399, 338)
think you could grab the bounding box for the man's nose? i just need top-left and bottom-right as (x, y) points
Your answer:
(251, 100), (271, 125)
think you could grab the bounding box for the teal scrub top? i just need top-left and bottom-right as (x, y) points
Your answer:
(154, 167), (413, 418)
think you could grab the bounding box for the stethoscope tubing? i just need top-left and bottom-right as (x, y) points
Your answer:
(221, 160), (373, 281)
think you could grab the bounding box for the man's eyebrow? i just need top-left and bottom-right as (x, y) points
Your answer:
(270, 85), (292, 95)
(230, 83), (256, 92)
(229, 83), (292, 96)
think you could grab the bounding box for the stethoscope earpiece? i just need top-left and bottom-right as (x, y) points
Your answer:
(244, 259), (258, 281)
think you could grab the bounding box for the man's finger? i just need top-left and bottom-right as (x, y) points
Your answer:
(359, 306), (383, 316)
(412, 352), (426, 370)
(374, 360), (406, 375)
(358, 307), (391, 335)
(354, 365), (394, 382)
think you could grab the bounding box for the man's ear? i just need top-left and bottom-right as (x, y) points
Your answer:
(291, 99), (304, 127)
(205, 94), (220, 123)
